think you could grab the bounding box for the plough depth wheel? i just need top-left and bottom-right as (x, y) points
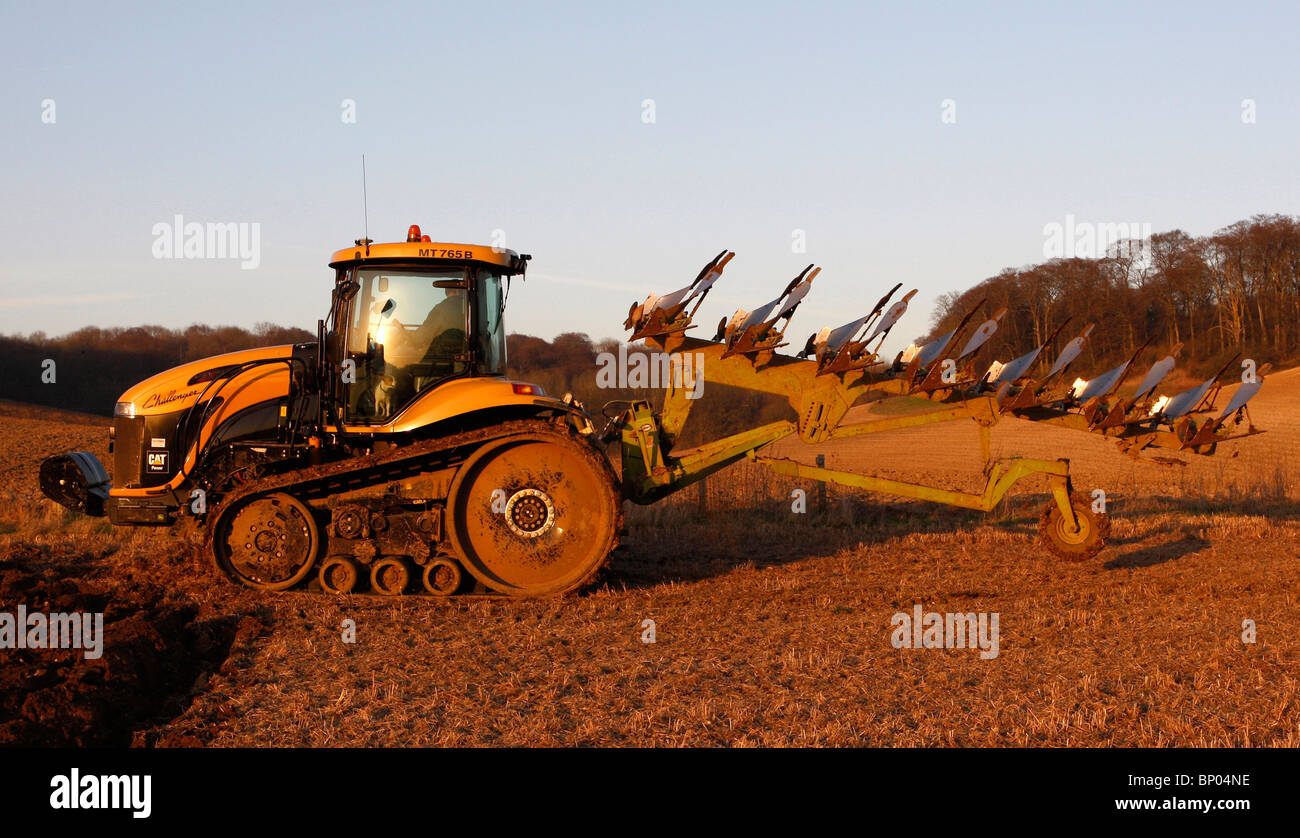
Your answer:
(446, 428), (620, 597)
(1038, 492), (1110, 561)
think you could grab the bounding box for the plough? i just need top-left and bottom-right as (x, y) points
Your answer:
(615, 251), (1268, 560)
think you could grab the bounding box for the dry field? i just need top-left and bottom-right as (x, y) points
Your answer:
(1, 369), (1297, 747)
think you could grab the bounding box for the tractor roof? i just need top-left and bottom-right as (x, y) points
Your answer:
(329, 225), (529, 273)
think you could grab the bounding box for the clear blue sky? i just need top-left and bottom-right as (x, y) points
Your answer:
(3, 0), (1296, 354)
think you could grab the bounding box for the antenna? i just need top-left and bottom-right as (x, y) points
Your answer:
(361, 155), (370, 253)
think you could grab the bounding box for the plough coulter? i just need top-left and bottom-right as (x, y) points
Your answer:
(617, 250), (1269, 560)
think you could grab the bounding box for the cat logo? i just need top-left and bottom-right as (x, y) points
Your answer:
(146, 451), (169, 473)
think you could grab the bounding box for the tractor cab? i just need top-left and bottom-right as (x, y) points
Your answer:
(327, 226), (530, 425)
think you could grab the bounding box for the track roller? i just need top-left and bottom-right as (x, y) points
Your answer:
(370, 556), (412, 596)
(318, 555), (361, 594)
(422, 556), (464, 596)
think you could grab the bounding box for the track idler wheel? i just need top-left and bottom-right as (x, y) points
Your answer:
(213, 492), (320, 591)
(1039, 491), (1110, 561)
(422, 556), (464, 596)
(446, 428), (621, 597)
(318, 555), (361, 594)
(370, 557), (412, 596)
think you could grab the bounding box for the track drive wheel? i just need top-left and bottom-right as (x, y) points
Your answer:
(446, 427), (621, 597)
(213, 492), (320, 590)
(1039, 491), (1110, 561)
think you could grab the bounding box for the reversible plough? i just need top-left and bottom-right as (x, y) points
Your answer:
(615, 251), (1269, 559)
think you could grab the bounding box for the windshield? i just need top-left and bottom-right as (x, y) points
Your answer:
(346, 268), (468, 422)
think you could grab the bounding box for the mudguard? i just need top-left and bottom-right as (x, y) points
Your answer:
(39, 452), (111, 517)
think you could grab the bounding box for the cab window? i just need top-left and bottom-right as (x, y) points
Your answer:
(345, 268), (468, 422)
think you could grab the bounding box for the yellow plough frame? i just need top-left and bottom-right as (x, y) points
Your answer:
(613, 254), (1268, 560)
(616, 337), (1089, 554)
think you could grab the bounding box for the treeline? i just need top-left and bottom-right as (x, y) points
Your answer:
(0, 324), (792, 443)
(926, 214), (1300, 376)
(0, 323), (315, 414)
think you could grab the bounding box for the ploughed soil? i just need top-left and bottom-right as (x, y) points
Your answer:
(0, 544), (267, 747)
(0, 371), (1298, 746)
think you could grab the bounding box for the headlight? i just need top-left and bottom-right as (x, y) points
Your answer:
(114, 401), (136, 418)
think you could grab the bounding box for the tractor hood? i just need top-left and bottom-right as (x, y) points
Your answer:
(114, 344), (302, 418)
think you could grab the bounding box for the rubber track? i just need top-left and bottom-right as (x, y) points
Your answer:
(202, 419), (624, 595)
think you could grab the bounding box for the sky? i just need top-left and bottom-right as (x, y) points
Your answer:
(2, 0), (1297, 357)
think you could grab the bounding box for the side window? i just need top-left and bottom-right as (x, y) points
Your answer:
(475, 272), (506, 375)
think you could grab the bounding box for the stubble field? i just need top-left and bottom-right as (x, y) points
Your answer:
(1, 369), (1297, 747)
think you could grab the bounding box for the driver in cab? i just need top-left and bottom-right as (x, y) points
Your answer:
(373, 289), (467, 405)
